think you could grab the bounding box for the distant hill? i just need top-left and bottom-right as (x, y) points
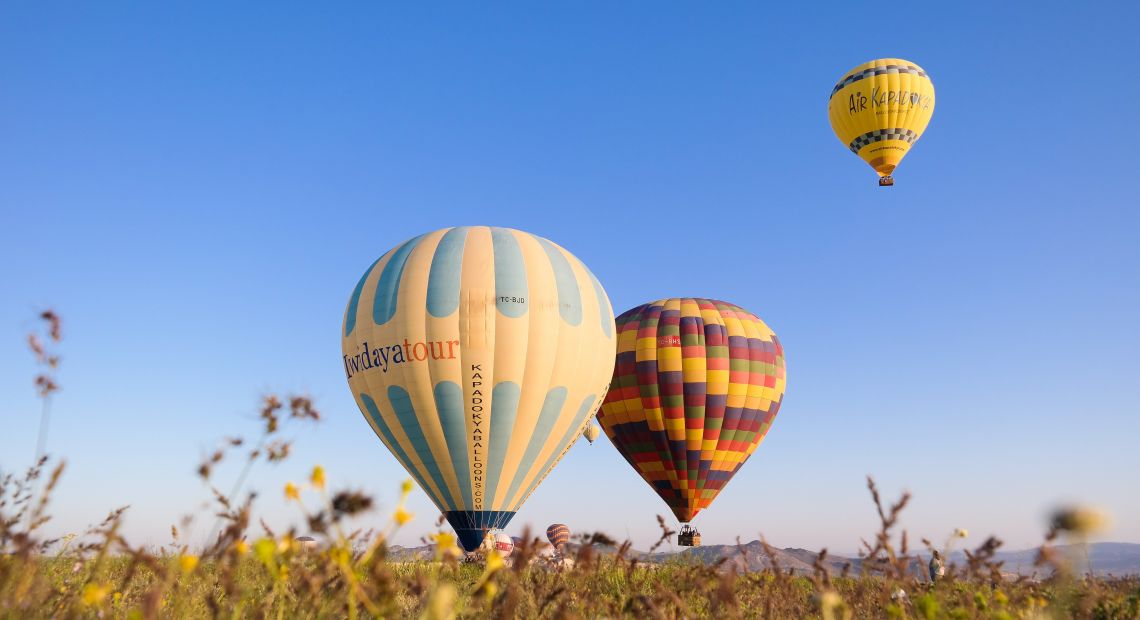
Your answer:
(649, 541), (854, 574)
(666, 541), (1140, 578)
(387, 541), (1140, 577)
(943, 542), (1140, 577)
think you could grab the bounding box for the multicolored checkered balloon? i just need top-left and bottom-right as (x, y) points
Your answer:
(597, 298), (786, 524)
(546, 523), (570, 552)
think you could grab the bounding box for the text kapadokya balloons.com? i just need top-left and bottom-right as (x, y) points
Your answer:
(341, 226), (616, 552)
(597, 298), (786, 525)
(828, 58), (935, 186)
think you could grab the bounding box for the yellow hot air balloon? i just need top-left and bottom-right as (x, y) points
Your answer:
(582, 423), (600, 444)
(828, 58), (935, 186)
(341, 226), (615, 552)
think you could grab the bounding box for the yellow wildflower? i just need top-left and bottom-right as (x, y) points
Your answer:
(234, 540), (250, 556)
(179, 554), (199, 575)
(254, 538), (278, 574)
(81, 583), (110, 606)
(329, 545), (351, 565)
(394, 507), (414, 526)
(955, 528), (969, 538)
(471, 551), (502, 603)
(285, 482), (300, 501)
(423, 583), (458, 620)
(813, 589), (851, 620)
(400, 479), (414, 496)
(431, 531), (456, 549)
(430, 531), (460, 561)
(310, 465), (326, 489)
(484, 550), (504, 572)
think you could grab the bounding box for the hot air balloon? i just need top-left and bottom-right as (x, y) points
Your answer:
(828, 58), (935, 186)
(492, 531), (515, 557)
(582, 423), (601, 444)
(597, 298), (786, 545)
(341, 226), (616, 552)
(546, 523), (570, 553)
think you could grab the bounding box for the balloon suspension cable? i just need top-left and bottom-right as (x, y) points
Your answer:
(878, 176), (895, 187)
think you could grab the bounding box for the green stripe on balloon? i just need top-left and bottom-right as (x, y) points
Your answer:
(432, 381), (472, 508)
(482, 381), (520, 509)
(373, 235), (424, 326)
(501, 387), (567, 507)
(491, 228), (528, 318)
(426, 227), (468, 318)
(515, 393), (596, 510)
(537, 238), (582, 326)
(343, 256), (381, 337)
(387, 385), (458, 511)
(586, 267), (612, 338)
(359, 393), (438, 510)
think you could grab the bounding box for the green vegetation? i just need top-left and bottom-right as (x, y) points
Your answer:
(3, 537), (1139, 618)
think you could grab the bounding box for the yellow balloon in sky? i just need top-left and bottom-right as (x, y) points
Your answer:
(341, 226), (615, 552)
(828, 58), (935, 186)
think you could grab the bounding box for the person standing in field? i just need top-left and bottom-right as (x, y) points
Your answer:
(929, 550), (946, 583)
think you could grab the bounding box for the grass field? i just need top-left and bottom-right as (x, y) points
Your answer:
(3, 535), (1140, 618)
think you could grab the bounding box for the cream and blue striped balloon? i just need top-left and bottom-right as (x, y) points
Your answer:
(341, 226), (615, 551)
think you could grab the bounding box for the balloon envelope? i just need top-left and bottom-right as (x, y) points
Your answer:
(597, 298), (786, 523)
(492, 532), (514, 556)
(546, 523), (570, 552)
(828, 58), (935, 183)
(583, 423), (601, 444)
(341, 226), (616, 551)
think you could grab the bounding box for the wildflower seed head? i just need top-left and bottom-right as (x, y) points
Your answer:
(1051, 506), (1109, 535)
(331, 491), (373, 519)
(289, 395), (321, 420)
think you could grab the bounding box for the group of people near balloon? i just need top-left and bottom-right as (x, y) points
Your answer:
(341, 58), (933, 556)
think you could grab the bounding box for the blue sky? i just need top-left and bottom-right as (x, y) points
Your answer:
(2, 3), (1138, 553)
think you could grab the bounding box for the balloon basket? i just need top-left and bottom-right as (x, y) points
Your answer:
(677, 524), (701, 547)
(878, 176), (894, 187)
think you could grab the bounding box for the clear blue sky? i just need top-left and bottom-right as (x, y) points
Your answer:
(2, 3), (1138, 553)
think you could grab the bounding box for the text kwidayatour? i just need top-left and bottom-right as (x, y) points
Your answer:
(343, 339), (460, 378)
